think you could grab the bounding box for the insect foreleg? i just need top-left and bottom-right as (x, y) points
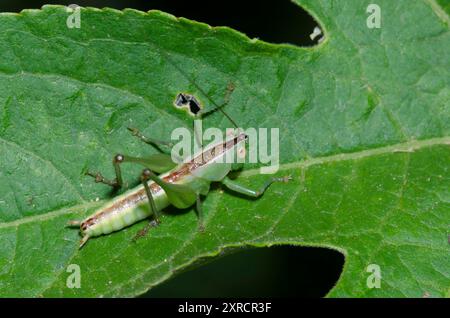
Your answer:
(197, 82), (235, 119)
(221, 175), (292, 198)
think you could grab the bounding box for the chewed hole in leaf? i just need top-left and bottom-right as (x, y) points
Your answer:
(188, 100), (201, 115)
(143, 246), (344, 297)
(174, 93), (203, 116)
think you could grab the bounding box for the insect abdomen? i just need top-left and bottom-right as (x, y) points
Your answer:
(82, 182), (169, 238)
(87, 206), (150, 236)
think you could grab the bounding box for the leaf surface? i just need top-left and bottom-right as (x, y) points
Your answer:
(0, 1), (449, 297)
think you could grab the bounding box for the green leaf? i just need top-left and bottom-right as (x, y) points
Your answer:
(0, 1), (449, 297)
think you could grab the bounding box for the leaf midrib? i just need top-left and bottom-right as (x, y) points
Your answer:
(1, 135), (448, 229)
(426, 0), (450, 24)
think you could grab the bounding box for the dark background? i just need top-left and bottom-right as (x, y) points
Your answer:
(1, 0), (320, 46)
(2, 0), (344, 297)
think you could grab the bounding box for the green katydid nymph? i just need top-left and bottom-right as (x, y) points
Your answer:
(68, 88), (292, 248)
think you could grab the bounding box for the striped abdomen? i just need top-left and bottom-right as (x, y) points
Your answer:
(81, 180), (169, 237)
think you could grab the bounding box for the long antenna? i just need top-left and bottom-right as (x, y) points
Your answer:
(154, 44), (239, 128)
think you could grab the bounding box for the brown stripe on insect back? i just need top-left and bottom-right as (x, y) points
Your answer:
(163, 133), (247, 181)
(191, 133), (246, 169)
(82, 133), (246, 229)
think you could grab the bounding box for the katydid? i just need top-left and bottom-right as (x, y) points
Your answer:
(68, 90), (291, 249)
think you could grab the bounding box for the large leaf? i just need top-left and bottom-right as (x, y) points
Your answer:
(0, 1), (449, 297)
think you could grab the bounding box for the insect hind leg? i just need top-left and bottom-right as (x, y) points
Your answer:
(85, 154), (125, 189)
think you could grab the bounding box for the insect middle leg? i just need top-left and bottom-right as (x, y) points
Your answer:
(133, 168), (161, 241)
